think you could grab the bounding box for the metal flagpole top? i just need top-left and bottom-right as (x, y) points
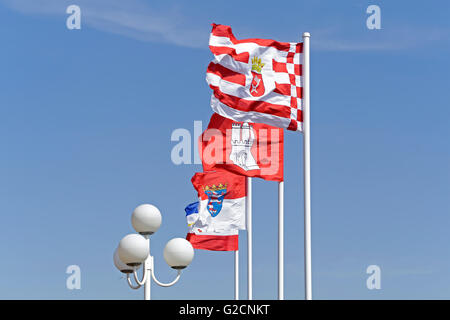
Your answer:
(302, 32), (311, 38)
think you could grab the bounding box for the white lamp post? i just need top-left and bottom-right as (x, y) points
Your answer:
(114, 204), (194, 300)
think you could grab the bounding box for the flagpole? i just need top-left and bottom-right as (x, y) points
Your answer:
(278, 181), (284, 300)
(302, 32), (312, 300)
(234, 249), (239, 300)
(246, 177), (253, 300)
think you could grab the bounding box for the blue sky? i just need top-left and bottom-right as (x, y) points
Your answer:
(0, 0), (449, 299)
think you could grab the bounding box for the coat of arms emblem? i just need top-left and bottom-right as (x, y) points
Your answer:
(204, 184), (227, 217)
(250, 56), (265, 97)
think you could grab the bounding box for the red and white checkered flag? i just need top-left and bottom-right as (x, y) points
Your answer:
(206, 24), (303, 132)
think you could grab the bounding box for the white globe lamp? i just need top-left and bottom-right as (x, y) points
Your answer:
(113, 248), (134, 273)
(131, 204), (162, 235)
(118, 234), (149, 267)
(163, 238), (194, 269)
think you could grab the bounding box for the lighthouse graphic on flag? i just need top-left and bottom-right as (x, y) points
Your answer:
(230, 122), (259, 171)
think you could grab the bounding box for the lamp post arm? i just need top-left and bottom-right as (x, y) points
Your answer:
(132, 264), (148, 286)
(151, 267), (182, 287)
(126, 273), (142, 289)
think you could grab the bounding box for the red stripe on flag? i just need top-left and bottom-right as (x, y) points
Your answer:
(291, 96), (297, 109)
(207, 62), (246, 86)
(210, 85), (292, 119)
(297, 87), (303, 99)
(286, 52), (295, 64)
(289, 74), (296, 86)
(295, 64), (302, 76)
(272, 59), (287, 73)
(287, 119), (298, 131)
(274, 83), (291, 96)
(191, 171), (246, 200)
(211, 24), (292, 52)
(186, 233), (238, 251)
(297, 109), (303, 122)
(209, 46), (250, 63)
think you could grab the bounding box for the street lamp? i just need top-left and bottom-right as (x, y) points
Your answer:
(114, 204), (194, 300)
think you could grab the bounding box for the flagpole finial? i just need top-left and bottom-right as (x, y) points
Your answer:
(302, 32), (310, 38)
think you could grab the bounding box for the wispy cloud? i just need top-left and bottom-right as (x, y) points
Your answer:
(1, 0), (448, 51)
(1, 0), (208, 48)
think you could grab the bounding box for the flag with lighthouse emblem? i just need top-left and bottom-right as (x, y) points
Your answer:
(186, 171), (246, 251)
(206, 24), (303, 131)
(200, 113), (284, 182)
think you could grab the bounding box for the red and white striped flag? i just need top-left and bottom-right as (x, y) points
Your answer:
(206, 24), (303, 132)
